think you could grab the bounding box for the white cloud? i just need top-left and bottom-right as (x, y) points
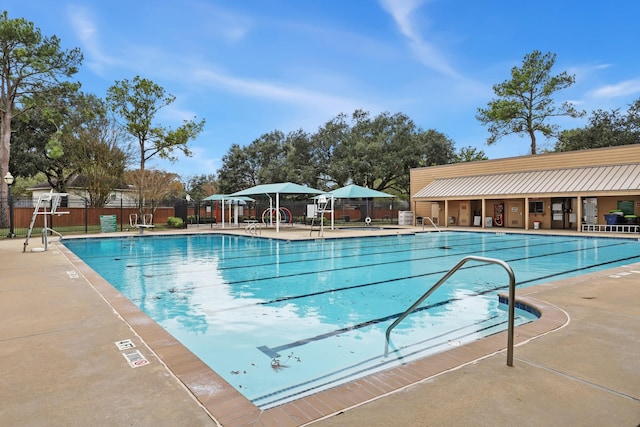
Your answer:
(379, 0), (459, 78)
(157, 102), (200, 124)
(188, 0), (253, 43)
(590, 79), (640, 99)
(190, 67), (371, 114)
(66, 5), (121, 74)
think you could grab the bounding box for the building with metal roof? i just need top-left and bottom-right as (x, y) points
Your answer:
(410, 144), (640, 233)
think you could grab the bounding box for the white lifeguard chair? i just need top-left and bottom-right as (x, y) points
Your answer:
(23, 190), (70, 252)
(310, 195), (330, 237)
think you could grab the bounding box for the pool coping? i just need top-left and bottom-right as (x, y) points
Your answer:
(58, 234), (570, 427)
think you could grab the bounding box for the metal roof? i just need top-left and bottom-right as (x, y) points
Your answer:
(413, 164), (640, 199)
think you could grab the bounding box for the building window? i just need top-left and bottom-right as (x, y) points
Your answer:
(529, 201), (544, 214)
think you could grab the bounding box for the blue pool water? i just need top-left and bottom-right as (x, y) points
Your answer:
(63, 232), (640, 408)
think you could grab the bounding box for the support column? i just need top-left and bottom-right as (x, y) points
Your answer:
(577, 195), (583, 232)
(444, 200), (449, 229)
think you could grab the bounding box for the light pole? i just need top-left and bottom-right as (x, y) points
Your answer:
(4, 172), (15, 238)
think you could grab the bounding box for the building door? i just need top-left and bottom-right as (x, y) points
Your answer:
(506, 201), (523, 228)
(430, 203), (440, 224)
(583, 198), (597, 225)
(458, 201), (470, 226)
(551, 198), (572, 229)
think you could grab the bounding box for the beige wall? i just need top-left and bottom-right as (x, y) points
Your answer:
(528, 197), (552, 229)
(599, 196), (640, 218)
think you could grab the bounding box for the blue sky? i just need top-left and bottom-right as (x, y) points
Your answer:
(7, 1), (640, 178)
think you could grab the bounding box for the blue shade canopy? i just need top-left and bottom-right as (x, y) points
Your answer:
(328, 184), (395, 199)
(230, 182), (325, 232)
(230, 182), (325, 196)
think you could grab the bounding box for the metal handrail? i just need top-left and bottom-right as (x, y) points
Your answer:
(384, 255), (517, 366)
(245, 221), (261, 235)
(42, 227), (63, 251)
(421, 216), (441, 232)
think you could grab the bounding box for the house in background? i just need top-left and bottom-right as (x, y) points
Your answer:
(28, 175), (137, 208)
(410, 144), (640, 233)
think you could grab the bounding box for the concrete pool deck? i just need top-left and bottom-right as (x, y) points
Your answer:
(1, 226), (639, 426)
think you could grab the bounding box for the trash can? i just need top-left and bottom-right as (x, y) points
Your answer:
(533, 221), (540, 229)
(604, 214), (619, 225)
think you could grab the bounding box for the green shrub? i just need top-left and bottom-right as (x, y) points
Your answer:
(167, 217), (184, 228)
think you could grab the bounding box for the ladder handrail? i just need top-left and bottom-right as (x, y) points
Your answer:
(245, 221), (261, 235)
(422, 216), (440, 232)
(384, 255), (517, 366)
(42, 227), (64, 251)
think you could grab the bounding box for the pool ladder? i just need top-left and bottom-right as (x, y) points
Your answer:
(384, 255), (517, 366)
(418, 216), (440, 232)
(245, 221), (262, 235)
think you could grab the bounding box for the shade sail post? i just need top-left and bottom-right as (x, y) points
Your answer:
(276, 192), (280, 232)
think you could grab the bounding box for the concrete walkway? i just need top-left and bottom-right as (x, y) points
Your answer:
(313, 263), (640, 426)
(0, 237), (216, 427)
(1, 228), (639, 426)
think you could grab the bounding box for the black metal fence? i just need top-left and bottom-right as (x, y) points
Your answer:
(1, 195), (408, 239)
(0, 195), (176, 239)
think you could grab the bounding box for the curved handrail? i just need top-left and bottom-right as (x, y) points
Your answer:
(244, 221), (262, 235)
(422, 216), (440, 232)
(384, 255), (517, 366)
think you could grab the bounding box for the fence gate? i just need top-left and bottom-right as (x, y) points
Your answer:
(174, 201), (188, 228)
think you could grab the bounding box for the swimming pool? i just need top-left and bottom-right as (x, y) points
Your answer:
(63, 231), (640, 408)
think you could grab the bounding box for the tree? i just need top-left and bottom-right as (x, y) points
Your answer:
(328, 110), (455, 196)
(454, 146), (488, 162)
(10, 102), (60, 180)
(183, 174), (217, 201)
(476, 50), (584, 155)
(216, 131), (289, 193)
(125, 169), (181, 216)
(69, 95), (128, 207)
(282, 129), (320, 187)
(554, 98), (640, 151)
(10, 90), (127, 205)
(216, 144), (255, 194)
(0, 11), (82, 225)
(248, 131), (288, 184)
(11, 88), (88, 193)
(106, 76), (205, 212)
(312, 113), (351, 188)
(217, 110), (457, 198)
